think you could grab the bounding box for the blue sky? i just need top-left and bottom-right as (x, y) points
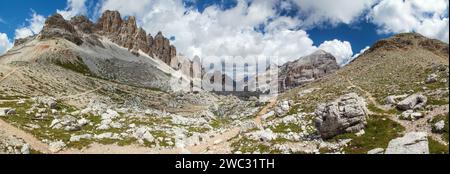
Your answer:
(1, 0), (448, 64)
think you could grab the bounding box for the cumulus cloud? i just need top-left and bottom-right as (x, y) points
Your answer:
(14, 12), (45, 39)
(318, 39), (353, 66)
(290, 0), (377, 27)
(369, 0), (449, 42)
(57, 0), (88, 19)
(97, 0), (354, 66)
(0, 33), (13, 55)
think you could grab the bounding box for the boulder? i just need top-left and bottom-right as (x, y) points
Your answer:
(432, 120), (445, 133)
(367, 148), (384, 154)
(131, 126), (155, 143)
(399, 110), (424, 120)
(315, 93), (369, 139)
(49, 140), (66, 153)
(385, 132), (429, 154)
(396, 94), (427, 111)
(425, 73), (438, 84)
(36, 97), (58, 109)
(50, 115), (82, 131)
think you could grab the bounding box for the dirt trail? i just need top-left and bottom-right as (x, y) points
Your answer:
(62, 97), (279, 154)
(161, 97), (278, 154)
(0, 67), (20, 83)
(0, 118), (51, 154)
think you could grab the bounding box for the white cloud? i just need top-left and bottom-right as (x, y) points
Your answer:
(369, 0), (449, 42)
(0, 33), (13, 55)
(14, 12), (46, 39)
(97, 0), (354, 66)
(318, 39), (353, 66)
(57, 0), (88, 19)
(346, 46), (370, 65)
(290, 0), (377, 27)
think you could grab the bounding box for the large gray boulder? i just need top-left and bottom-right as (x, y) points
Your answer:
(396, 94), (427, 111)
(385, 132), (429, 154)
(315, 93), (369, 139)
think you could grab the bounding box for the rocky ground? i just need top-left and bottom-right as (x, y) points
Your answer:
(0, 13), (448, 154)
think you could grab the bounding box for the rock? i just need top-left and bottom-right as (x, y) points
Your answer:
(278, 50), (339, 91)
(425, 73), (438, 84)
(50, 115), (82, 131)
(432, 120), (445, 133)
(315, 93), (369, 139)
(367, 148), (384, 154)
(385, 132), (429, 154)
(40, 14), (83, 45)
(16, 99), (26, 105)
(20, 144), (30, 154)
(0, 108), (13, 116)
(70, 134), (92, 142)
(0, 108), (16, 116)
(399, 110), (424, 120)
(36, 97), (58, 109)
(49, 140), (66, 153)
(101, 109), (119, 120)
(355, 129), (365, 137)
(96, 10), (176, 64)
(77, 118), (90, 126)
(396, 94), (427, 111)
(256, 129), (277, 142)
(131, 126), (154, 143)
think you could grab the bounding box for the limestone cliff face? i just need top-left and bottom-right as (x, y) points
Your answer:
(36, 10), (177, 65)
(278, 50), (339, 91)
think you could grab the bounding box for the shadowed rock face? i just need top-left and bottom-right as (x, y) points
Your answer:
(35, 10), (177, 65)
(278, 50), (339, 91)
(40, 14), (83, 45)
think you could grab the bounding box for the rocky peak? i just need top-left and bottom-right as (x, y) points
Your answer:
(70, 15), (94, 34)
(367, 33), (449, 57)
(278, 50), (339, 91)
(35, 10), (178, 65)
(96, 10), (123, 34)
(40, 13), (83, 45)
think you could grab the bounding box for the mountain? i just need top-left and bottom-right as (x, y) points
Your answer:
(274, 33), (449, 153)
(0, 11), (262, 154)
(278, 50), (339, 91)
(0, 9), (448, 155)
(8, 12), (189, 91)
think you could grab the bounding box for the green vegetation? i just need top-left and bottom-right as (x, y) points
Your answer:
(231, 137), (281, 154)
(332, 115), (405, 154)
(428, 137), (449, 154)
(53, 56), (92, 76)
(209, 118), (232, 129)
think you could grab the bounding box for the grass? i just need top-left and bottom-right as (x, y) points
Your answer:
(209, 118), (232, 129)
(230, 136), (281, 154)
(331, 115), (405, 154)
(428, 137), (449, 154)
(53, 56), (92, 76)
